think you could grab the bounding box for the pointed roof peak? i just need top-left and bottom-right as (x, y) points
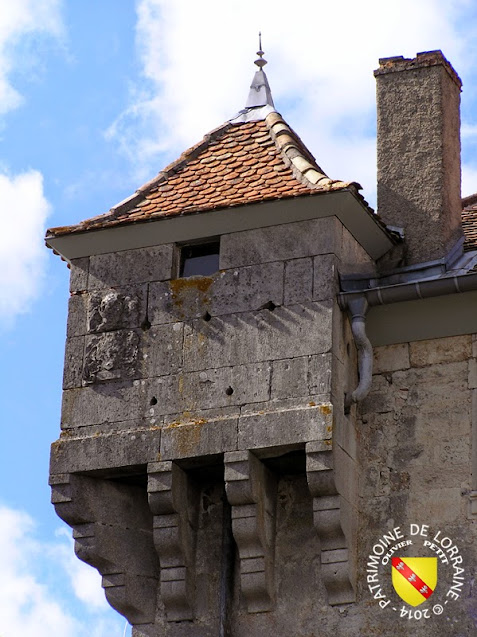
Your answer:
(232, 34), (275, 123)
(254, 32), (267, 70)
(245, 33), (274, 109)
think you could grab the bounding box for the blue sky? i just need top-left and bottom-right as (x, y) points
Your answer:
(2, 1), (477, 635)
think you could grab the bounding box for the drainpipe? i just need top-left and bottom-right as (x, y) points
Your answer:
(344, 297), (372, 414)
(339, 269), (477, 413)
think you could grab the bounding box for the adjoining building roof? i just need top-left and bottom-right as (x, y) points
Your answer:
(462, 195), (477, 251)
(46, 49), (358, 240)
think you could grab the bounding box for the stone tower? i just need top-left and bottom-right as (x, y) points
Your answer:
(47, 49), (477, 636)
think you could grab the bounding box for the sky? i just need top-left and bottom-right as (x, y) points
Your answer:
(2, 1), (477, 635)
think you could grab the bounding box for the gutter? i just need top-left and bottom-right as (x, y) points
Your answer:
(339, 270), (477, 309)
(339, 270), (477, 411)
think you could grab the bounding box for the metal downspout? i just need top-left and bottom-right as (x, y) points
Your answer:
(344, 297), (373, 414)
(339, 269), (477, 414)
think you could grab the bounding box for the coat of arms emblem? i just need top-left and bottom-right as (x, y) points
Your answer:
(392, 557), (438, 607)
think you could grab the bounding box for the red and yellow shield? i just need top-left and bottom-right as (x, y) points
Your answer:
(392, 557), (437, 607)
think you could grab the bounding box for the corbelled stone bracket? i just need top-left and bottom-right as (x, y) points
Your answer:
(147, 461), (199, 622)
(224, 450), (277, 613)
(50, 472), (159, 625)
(306, 441), (355, 605)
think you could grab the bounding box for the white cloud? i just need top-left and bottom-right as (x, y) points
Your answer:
(0, 505), (126, 637)
(54, 527), (110, 611)
(0, 170), (51, 326)
(0, 0), (64, 116)
(107, 0), (476, 198)
(0, 1), (65, 326)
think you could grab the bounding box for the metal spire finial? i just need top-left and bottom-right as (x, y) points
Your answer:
(255, 32), (267, 69)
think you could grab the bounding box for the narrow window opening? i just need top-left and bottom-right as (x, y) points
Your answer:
(180, 240), (220, 278)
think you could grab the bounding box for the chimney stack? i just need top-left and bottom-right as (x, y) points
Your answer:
(375, 50), (463, 265)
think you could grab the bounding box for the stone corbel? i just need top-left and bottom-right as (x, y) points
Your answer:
(224, 450), (277, 613)
(147, 461), (199, 622)
(50, 472), (159, 625)
(306, 441), (355, 605)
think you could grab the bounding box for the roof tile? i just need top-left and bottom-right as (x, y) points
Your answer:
(462, 205), (477, 251)
(47, 113), (358, 238)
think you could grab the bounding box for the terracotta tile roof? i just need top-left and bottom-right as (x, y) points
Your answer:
(462, 199), (477, 251)
(47, 111), (358, 238)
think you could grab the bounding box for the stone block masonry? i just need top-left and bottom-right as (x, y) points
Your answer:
(52, 215), (361, 635)
(51, 49), (477, 637)
(58, 221), (477, 637)
(356, 334), (477, 635)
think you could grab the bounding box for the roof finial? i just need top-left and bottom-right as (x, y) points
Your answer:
(255, 32), (267, 69)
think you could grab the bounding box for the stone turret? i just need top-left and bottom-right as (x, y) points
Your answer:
(57, 41), (477, 635)
(46, 46), (392, 636)
(47, 46), (477, 635)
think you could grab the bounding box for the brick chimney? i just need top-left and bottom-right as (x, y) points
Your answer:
(375, 51), (463, 265)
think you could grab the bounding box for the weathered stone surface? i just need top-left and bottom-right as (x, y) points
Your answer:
(373, 343), (410, 373)
(409, 487), (464, 522)
(283, 258), (312, 304)
(63, 336), (84, 389)
(472, 334), (477, 358)
(313, 254), (338, 301)
(88, 245), (174, 289)
(409, 334), (472, 367)
(162, 406), (240, 427)
(148, 462), (199, 621)
(270, 354), (332, 400)
(64, 418), (164, 439)
(271, 357), (308, 399)
(211, 262), (284, 315)
(51, 474), (159, 625)
(66, 293), (87, 338)
(143, 323), (183, 378)
(83, 330), (140, 383)
(340, 226), (374, 274)
(306, 442), (356, 605)
(147, 280), (172, 325)
(434, 437), (470, 465)
(309, 353), (333, 395)
(88, 286), (146, 332)
(69, 257), (89, 293)
(61, 381), (143, 428)
(359, 374), (395, 414)
(149, 262), (284, 324)
(225, 451), (277, 613)
(376, 54), (463, 264)
(238, 400), (332, 451)
(147, 363), (271, 416)
(468, 358), (477, 389)
(220, 217), (341, 269)
(160, 416), (238, 460)
(183, 302), (333, 371)
(50, 428), (161, 474)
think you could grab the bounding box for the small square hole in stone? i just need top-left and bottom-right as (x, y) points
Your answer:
(179, 240), (220, 277)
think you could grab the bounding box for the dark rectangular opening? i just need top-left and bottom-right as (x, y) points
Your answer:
(180, 240), (220, 277)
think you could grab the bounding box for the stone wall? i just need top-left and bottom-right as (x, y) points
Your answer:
(51, 213), (477, 635)
(355, 334), (477, 635)
(51, 215), (370, 635)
